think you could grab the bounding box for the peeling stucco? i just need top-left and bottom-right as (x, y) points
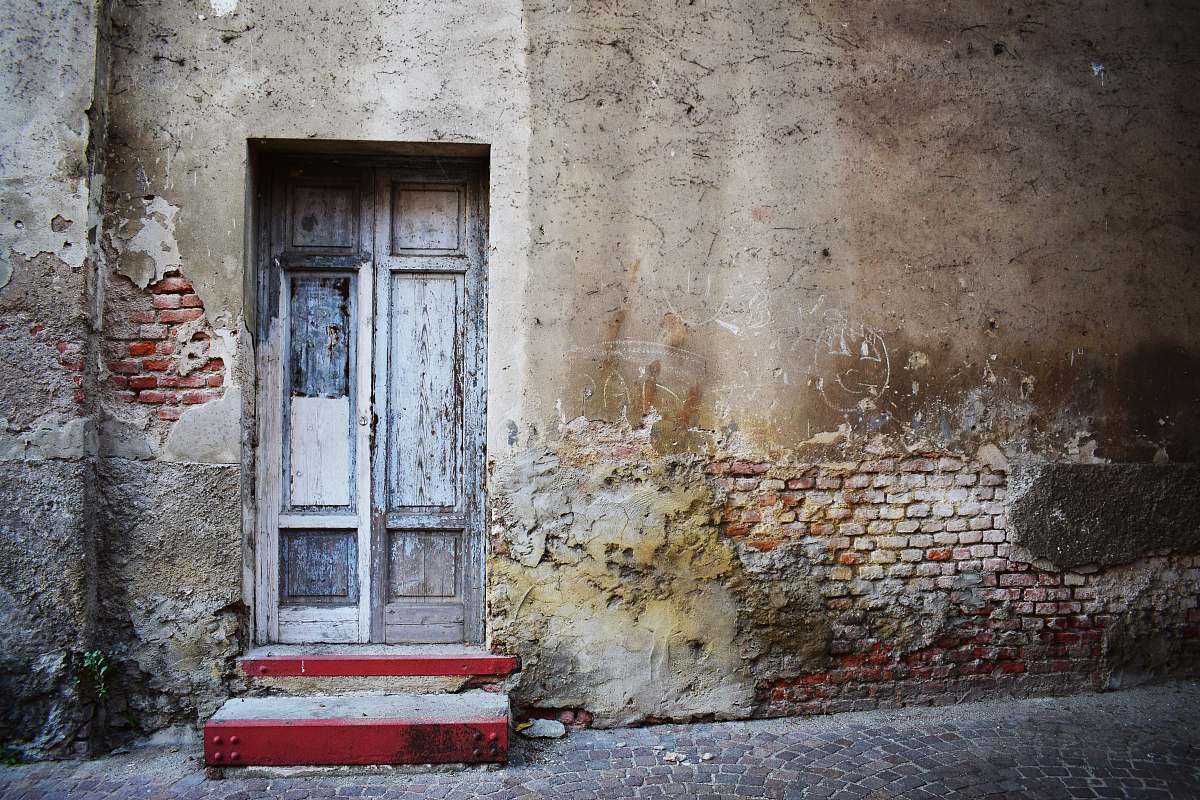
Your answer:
(112, 196), (182, 289)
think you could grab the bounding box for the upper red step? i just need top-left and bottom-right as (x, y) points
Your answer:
(241, 652), (518, 678)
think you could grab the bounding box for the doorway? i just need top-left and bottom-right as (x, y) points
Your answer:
(253, 153), (487, 644)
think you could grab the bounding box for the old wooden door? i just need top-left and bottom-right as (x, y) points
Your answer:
(255, 157), (486, 645)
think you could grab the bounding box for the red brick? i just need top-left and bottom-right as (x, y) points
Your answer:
(142, 358), (171, 371)
(156, 406), (185, 421)
(731, 461), (770, 476)
(160, 375), (207, 389)
(746, 537), (782, 552)
(108, 359), (140, 374)
(149, 276), (192, 293)
(199, 358), (224, 372)
(786, 477), (815, 489)
(206, 373), (224, 387)
(158, 341), (176, 355)
(180, 293), (204, 308)
(129, 375), (158, 390)
(115, 391), (137, 403)
(128, 341), (156, 357)
(181, 390), (216, 404)
(137, 390), (166, 403)
(109, 376), (128, 389)
(158, 308), (204, 323)
(927, 548), (952, 561)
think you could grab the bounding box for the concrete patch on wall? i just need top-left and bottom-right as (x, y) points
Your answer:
(99, 417), (156, 461)
(490, 426), (758, 726)
(0, 462), (95, 757)
(0, 415), (94, 462)
(97, 460), (243, 742)
(1008, 462), (1200, 568)
(161, 386), (241, 464)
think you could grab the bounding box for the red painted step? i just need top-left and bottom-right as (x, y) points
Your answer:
(241, 651), (518, 678)
(204, 692), (509, 766)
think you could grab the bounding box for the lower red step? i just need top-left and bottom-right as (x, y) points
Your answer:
(204, 692), (509, 766)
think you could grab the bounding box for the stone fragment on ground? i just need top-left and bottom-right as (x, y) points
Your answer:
(519, 718), (567, 738)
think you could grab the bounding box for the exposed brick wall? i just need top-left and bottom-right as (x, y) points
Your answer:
(709, 457), (1200, 715)
(103, 271), (225, 421)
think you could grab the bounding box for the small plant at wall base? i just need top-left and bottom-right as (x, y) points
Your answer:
(75, 649), (112, 700)
(0, 744), (21, 767)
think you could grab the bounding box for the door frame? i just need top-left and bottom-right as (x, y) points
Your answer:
(248, 150), (490, 645)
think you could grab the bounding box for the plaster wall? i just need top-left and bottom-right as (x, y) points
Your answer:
(0, 0), (106, 756)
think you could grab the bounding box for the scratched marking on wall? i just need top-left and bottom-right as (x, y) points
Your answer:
(568, 339), (706, 424)
(810, 311), (891, 413)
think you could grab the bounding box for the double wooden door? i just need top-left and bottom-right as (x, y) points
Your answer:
(254, 157), (486, 644)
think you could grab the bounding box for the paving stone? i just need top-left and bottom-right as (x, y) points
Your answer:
(3, 684), (1200, 799)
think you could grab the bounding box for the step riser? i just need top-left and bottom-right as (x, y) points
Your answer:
(205, 718), (507, 766)
(248, 675), (479, 696)
(241, 655), (518, 678)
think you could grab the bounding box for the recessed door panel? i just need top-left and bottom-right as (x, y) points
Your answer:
(391, 185), (464, 254)
(285, 274), (355, 509)
(280, 530), (358, 605)
(388, 530), (461, 599)
(386, 273), (461, 512)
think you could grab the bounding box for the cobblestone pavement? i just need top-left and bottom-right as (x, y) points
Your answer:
(4, 683), (1199, 799)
